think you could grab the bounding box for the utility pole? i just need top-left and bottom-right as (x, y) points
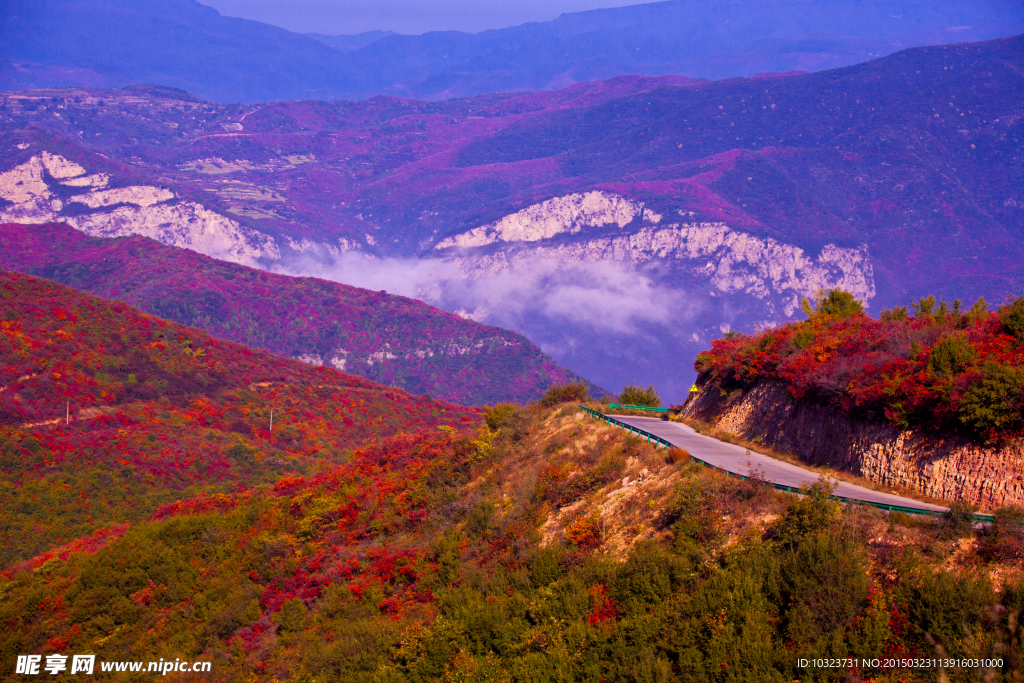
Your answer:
(269, 409), (273, 432)
(66, 400), (69, 425)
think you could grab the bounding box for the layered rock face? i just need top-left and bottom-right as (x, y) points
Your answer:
(438, 190), (876, 320)
(682, 381), (1024, 510)
(0, 153), (279, 264)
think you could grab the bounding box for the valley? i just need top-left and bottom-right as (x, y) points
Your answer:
(1, 35), (1020, 397)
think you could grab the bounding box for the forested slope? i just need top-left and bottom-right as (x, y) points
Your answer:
(694, 290), (1024, 442)
(0, 269), (477, 563)
(0, 223), (593, 406)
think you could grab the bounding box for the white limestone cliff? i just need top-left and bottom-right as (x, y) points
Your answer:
(0, 153), (280, 265)
(40, 151), (87, 180)
(66, 202), (280, 264)
(436, 191), (650, 248)
(71, 186), (175, 209)
(0, 156), (52, 204)
(438, 192), (875, 316)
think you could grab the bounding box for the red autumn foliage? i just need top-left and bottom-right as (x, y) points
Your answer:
(587, 584), (619, 625)
(694, 297), (1024, 441)
(0, 270), (480, 564)
(0, 223), (589, 406)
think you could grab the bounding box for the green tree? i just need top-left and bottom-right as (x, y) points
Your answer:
(539, 381), (589, 407)
(912, 295), (937, 318)
(958, 362), (1024, 433)
(965, 296), (989, 324)
(774, 478), (838, 546)
(927, 333), (976, 377)
(880, 305), (909, 322)
(617, 383), (661, 407)
(800, 289), (864, 319)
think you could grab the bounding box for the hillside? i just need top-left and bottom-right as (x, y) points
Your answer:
(318, 0), (1022, 101)
(0, 223), (592, 406)
(1, 395), (1022, 680)
(692, 291), (1024, 441)
(682, 290), (1024, 508)
(0, 0), (353, 102)
(2, 0), (1020, 101)
(1, 36), (1022, 400)
(0, 269), (478, 564)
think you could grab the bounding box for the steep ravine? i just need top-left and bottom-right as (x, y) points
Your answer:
(681, 381), (1024, 510)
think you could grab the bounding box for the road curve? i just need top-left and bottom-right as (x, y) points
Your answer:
(609, 414), (949, 514)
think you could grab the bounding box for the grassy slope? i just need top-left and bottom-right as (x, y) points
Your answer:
(0, 270), (477, 564)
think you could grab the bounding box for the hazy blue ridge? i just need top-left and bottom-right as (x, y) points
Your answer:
(2, 0), (1022, 102)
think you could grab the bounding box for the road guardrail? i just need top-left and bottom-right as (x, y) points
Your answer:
(580, 405), (996, 524)
(606, 403), (670, 412)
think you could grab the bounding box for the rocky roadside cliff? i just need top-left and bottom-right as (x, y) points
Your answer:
(681, 380), (1024, 510)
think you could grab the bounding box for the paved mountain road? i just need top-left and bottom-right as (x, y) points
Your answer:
(610, 415), (949, 514)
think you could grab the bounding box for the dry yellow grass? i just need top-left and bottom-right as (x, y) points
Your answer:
(458, 403), (1022, 586)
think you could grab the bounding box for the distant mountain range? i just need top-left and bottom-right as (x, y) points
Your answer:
(0, 223), (593, 405)
(1, 0), (1021, 101)
(0, 36), (1021, 399)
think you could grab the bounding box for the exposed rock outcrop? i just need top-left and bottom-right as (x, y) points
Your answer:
(435, 191), (652, 248)
(682, 381), (1024, 510)
(439, 191), (875, 317)
(0, 153), (279, 265)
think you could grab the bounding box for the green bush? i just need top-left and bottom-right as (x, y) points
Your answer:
(483, 403), (530, 441)
(927, 333), (976, 377)
(610, 541), (690, 615)
(1001, 297), (1024, 340)
(429, 531), (464, 585)
(782, 532), (868, 644)
(897, 567), (994, 657)
(792, 326), (815, 349)
(617, 383), (661, 407)
(527, 546), (564, 587)
(663, 480), (718, 552)
(773, 479), (838, 546)
(465, 500), (494, 538)
(274, 598), (308, 633)
(958, 362), (1024, 434)
(539, 381), (589, 407)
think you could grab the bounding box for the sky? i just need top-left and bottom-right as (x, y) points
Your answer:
(200, 0), (648, 35)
